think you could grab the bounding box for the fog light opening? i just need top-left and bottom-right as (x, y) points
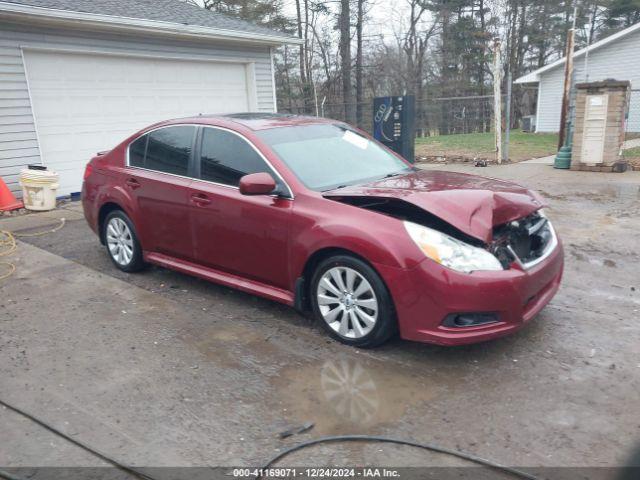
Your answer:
(443, 313), (499, 328)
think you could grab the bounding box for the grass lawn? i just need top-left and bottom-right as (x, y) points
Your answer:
(624, 146), (640, 158)
(624, 146), (640, 169)
(415, 131), (559, 162)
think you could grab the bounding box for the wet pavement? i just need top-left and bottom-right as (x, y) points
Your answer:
(1, 163), (639, 474)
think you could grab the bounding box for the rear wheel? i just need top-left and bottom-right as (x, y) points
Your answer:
(103, 210), (145, 272)
(310, 255), (396, 348)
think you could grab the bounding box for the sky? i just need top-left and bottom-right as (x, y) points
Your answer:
(188, 0), (414, 39)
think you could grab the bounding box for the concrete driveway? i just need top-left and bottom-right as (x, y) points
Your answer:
(1, 163), (639, 477)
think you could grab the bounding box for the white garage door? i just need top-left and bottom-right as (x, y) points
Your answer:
(24, 49), (253, 195)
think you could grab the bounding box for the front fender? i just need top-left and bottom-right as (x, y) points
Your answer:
(298, 225), (403, 266)
(289, 211), (423, 285)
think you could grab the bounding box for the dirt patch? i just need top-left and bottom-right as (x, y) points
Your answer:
(626, 156), (640, 171)
(415, 154), (503, 165)
(414, 150), (512, 167)
(415, 144), (497, 165)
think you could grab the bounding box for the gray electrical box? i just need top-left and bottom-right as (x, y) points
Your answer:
(522, 115), (536, 133)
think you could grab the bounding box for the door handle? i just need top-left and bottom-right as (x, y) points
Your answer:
(191, 193), (212, 206)
(125, 178), (140, 189)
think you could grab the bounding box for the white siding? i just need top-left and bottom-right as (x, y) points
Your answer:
(536, 27), (640, 133)
(0, 21), (276, 196)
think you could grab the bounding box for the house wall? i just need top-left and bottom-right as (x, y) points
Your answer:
(536, 27), (640, 133)
(0, 21), (276, 195)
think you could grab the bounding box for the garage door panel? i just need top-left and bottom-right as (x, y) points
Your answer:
(101, 97), (132, 116)
(40, 131), (103, 153)
(38, 121), (133, 135)
(43, 154), (93, 170)
(24, 50), (252, 195)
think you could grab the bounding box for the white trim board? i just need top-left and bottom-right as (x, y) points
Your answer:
(535, 80), (542, 133)
(270, 47), (277, 113)
(19, 46), (44, 165)
(20, 45), (258, 65)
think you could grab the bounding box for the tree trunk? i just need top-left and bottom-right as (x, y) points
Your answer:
(355, 0), (364, 128)
(295, 0), (308, 113)
(339, 0), (355, 124)
(283, 45), (293, 111)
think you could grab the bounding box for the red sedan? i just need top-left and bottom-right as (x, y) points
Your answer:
(82, 113), (563, 348)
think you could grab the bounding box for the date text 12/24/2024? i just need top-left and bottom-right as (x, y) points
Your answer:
(233, 468), (401, 478)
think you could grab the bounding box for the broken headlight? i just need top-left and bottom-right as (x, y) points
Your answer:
(404, 221), (503, 273)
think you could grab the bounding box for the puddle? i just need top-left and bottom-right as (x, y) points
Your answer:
(181, 322), (283, 369)
(272, 356), (444, 435)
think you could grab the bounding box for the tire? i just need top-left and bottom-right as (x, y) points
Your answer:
(310, 254), (397, 348)
(102, 210), (145, 273)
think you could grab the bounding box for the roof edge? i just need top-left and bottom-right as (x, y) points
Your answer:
(514, 21), (640, 84)
(0, 1), (302, 46)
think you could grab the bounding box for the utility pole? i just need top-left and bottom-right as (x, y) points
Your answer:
(558, 9), (577, 150)
(493, 38), (502, 164)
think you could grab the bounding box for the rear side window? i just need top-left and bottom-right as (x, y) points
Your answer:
(129, 135), (147, 168)
(129, 126), (195, 176)
(199, 127), (271, 187)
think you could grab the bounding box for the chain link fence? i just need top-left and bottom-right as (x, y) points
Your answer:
(278, 94), (544, 162)
(279, 87), (640, 163)
(279, 95), (503, 137)
(626, 89), (640, 134)
(624, 90), (640, 170)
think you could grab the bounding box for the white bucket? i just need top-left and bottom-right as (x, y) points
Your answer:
(19, 168), (60, 211)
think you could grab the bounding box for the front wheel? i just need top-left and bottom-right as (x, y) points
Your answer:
(310, 255), (397, 348)
(103, 210), (145, 272)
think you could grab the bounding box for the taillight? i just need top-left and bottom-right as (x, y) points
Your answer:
(83, 163), (93, 181)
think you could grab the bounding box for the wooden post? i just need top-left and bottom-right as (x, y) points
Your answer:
(493, 39), (502, 164)
(558, 25), (576, 149)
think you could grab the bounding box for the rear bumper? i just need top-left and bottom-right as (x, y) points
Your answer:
(376, 240), (564, 346)
(81, 182), (100, 237)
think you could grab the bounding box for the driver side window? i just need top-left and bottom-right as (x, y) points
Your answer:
(199, 127), (273, 187)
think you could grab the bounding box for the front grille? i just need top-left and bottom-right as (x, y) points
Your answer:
(492, 212), (556, 269)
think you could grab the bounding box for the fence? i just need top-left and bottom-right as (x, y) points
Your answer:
(626, 90), (640, 134)
(279, 94), (511, 137)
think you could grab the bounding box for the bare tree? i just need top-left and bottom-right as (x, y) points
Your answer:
(403, 0), (438, 134)
(339, 0), (356, 124)
(295, 0), (311, 112)
(355, 0), (365, 127)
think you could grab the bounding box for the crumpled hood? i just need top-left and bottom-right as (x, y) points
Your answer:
(323, 170), (546, 243)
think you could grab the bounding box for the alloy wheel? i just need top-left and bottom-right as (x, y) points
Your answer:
(106, 217), (134, 266)
(316, 266), (378, 339)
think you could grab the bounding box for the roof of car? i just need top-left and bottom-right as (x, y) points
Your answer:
(3, 0), (298, 41)
(174, 113), (340, 131)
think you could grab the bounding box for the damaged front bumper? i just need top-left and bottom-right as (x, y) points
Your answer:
(374, 236), (564, 346)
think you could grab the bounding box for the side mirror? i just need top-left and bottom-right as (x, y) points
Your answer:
(239, 172), (277, 196)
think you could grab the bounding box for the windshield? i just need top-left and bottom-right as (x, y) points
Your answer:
(256, 124), (413, 191)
